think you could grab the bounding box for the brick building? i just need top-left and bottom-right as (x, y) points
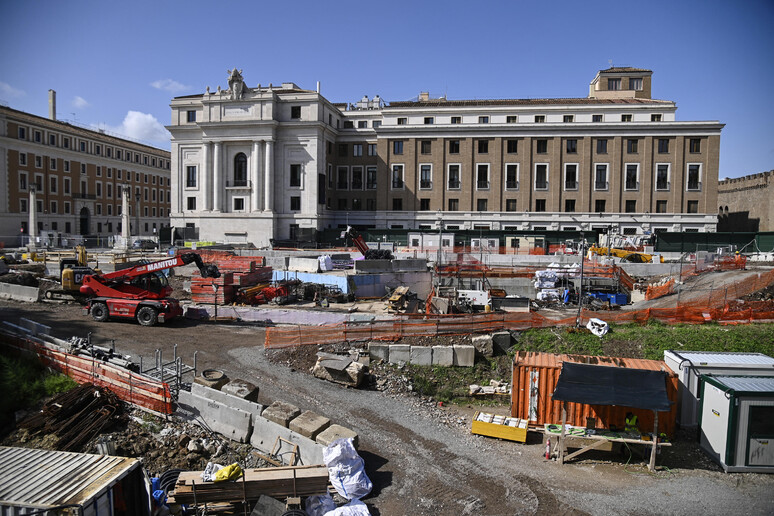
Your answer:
(168, 67), (723, 247)
(0, 93), (171, 247)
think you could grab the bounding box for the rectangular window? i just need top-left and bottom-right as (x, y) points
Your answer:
(595, 199), (606, 212)
(187, 197), (196, 210)
(338, 144), (347, 157)
(419, 164), (432, 189)
(424, 117), (434, 125)
(393, 141), (403, 154)
(50, 176), (57, 193)
(651, 114), (662, 122)
(397, 117), (407, 125)
(327, 164), (333, 188)
(352, 144), (363, 157)
(64, 178), (70, 194)
(594, 164), (608, 190)
(391, 165), (404, 189)
(449, 140), (460, 154)
(505, 164), (519, 190)
(337, 166), (348, 189)
(687, 200), (699, 213)
(50, 201), (58, 214)
(392, 198), (403, 211)
(63, 160), (70, 172)
(96, 183), (103, 197)
(506, 139), (518, 153)
(358, 121), (367, 128)
(477, 140), (488, 153)
(564, 164), (578, 190)
(18, 127), (26, 139)
(187, 110), (196, 122)
(627, 139), (638, 153)
(291, 106), (301, 119)
(658, 138), (669, 153)
(451, 116), (461, 124)
(96, 203), (102, 215)
(19, 153), (27, 166)
(421, 140), (431, 154)
(366, 199), (376, 211)
(621, 114), (633, 122)
(478, 116), (489, 124)
(608, 78), (621, 90)
(366, 166), (377, 189)
(448, 199), (459, 211)
(233, 197), (245, 211)
(476, 164), (489, 189)
(49, 134), (56, 145)
(420, 198), (430, 211)
(351, 167), (363, 189)
(690, 138), (701, 153)
(36, 200), (43, 213)
(563, 115), (574, 123)
(290, 196), (301, 211)
(624, 164), (639, 190)
(108, 168), (113, 179)
(337, 198), (347, 210)
(290, 164), (302, 187)
(536, 139), (547, 154)
(186, 166), (197, 188)
(535, 199), (546, 212)
(656, 164), (670, 191)
(34, 130), (42, 143)
(19, 199), (28, 213)
(506, 115), (518, 123)
(477, 199), (488, 211)
(35, 156), (42, 168)
(534, 115), (545, 123)
(630, 77), (643, 90)
(367, 143), (377, 156)
(566, 139), (577, 153)
(564, 199), (576, 212)
(625, 200), (637, 213)
(95, 145), (101, 155)
(656, 200), (667, 213)
(596, 139), (607, 154)
(534, 164), (548, 190)
(592, 114), (603, 123)
(506, 199), (517, 212)
(687, 164), (701, 190)
(108, 183), (113, 198)
(19, 172), (27, 190)
(448, 164), (461, 189)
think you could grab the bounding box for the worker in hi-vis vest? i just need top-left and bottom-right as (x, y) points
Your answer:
(625, 412), (639, 433)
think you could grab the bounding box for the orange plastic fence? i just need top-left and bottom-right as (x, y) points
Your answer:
(645, 278), (676, 301)
(1, 333), (173, 414)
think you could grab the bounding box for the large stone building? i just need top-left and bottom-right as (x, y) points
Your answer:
(0, 93), (171, 247)
(168, 67), (723, 247)
(718, 170), (774, 232)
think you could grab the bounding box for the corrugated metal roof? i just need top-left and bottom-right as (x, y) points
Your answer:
(669, 351), (774, 367)
(513, 351), (676, 376)
(0, 447), (139, 508)
(711, 376), (774, 393)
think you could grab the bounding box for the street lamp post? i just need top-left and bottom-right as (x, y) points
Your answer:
(436, 209), (443, 266)
(135, 192), (141, 237)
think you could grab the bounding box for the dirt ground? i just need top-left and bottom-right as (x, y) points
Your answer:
(2, 299), (774, 515)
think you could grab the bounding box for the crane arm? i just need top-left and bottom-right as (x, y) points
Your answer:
(98, 253), (220, 283)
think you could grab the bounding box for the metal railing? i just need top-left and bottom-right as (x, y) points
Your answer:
(595, 181), (608, 191)
(448, 180), (461, 189)
(420, 180), (432, 189)
(477, 180), (490, 189)
(506, 180), (519, 189)
(226, 179), (251, 188)
(535, 181), (548, 190)
(564, 181), (578, 190)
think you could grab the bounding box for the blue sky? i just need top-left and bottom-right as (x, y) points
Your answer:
(1, 0), (772, 178)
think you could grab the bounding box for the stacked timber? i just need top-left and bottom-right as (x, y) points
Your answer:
(190, 253), (271, 304)
(169, 465), (329, 504)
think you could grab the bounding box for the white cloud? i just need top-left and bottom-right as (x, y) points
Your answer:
(72, 96), (89, 108)
(109, 111), (170, 144)
(150, 79), (191, 93)
(0, 81), (25, 98)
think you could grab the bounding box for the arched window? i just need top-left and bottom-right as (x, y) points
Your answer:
(234, 153), (247, 186)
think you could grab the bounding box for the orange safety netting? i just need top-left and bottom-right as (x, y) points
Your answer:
(645, 278), (676, 301)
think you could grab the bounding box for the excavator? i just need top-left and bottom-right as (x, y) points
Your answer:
(341, 226), (393, 260)
(45, 245), (99, 302)
(589, 245), (663, 263)
(79, 253), (220, 326)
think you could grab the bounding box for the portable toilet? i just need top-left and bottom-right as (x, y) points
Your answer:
(698, 375), (774, 473)
(663, 351), (774, 428)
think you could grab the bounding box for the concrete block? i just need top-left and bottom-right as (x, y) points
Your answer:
(288, 257), (320, 273)
(453, 345), (476, 367)
(312, 359), (366, 387)
(491, 331), (513, 355)
(389, 344), (410, 364)
(368, 343), (390, 362)
(250, 414), (324, 465)
(0, 283), (40, 303)
(289, 410), (331, 440)
(221, 379), (259, 402)
(264, 256), (290, 270)
(316, 424), (359, 448)
(354, 260), (392, 273)
(262, 401), (301, 428)
(392, 259), (428, 272)
(432, 346), (454, 366)
(471, 335), (494, 357)
(410, 346), (433, 366)
(193, 369), (229, 390)
(190, 382), (265, 418)
(177, 389), (252, 443)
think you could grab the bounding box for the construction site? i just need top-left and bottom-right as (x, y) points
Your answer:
(1, 230), (774, 515)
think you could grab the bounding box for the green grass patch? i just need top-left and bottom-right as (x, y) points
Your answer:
(0, 354), (78, 418)
(399, 356), (513, 404)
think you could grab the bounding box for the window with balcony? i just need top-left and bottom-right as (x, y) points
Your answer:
(687, 164), (701, 190)
(656, 164), (670, 191)
(366, 166), (377, 189)
(391, 165), (404, 189)
(476, 164), (489, 189)
(505, 164), (519, 190)
(419, 164), (432, 189)
(624, 164), (639, 190)
(594, 164), (608, 190)
(535, 164), (548, 190)
(448, 164), (461, 189)
(564, 164), (578, 190)
(233, 153), (248, 186)
(351, 167), (363, 189)
(186, 166), (197, 188)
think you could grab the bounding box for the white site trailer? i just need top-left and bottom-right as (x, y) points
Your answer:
(663, 350), (774, 428)
(699, 375), (774, 473)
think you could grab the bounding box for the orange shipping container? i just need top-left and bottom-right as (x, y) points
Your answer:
(511, 351), (679, 437)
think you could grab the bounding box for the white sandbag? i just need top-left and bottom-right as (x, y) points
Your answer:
(586, 318), (609, 337)
(323, 438), (372, 501)
(306, 493), (337, 516)
(323, 499), (370, 516)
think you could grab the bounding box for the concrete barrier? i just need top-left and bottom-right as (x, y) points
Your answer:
(177, 389), (253, 443)
(392, 259), (428, 272)
(250, 414), (324, 466)
(0, 283), (39, 302)
(453, 345), (476, 367)
(353, 260), (392, 273)
(389, 344), (410, 364)
(367, 343), (390, 362)
(410, 346), (433, 366)
(288, 257), (320, 273)
(432, 346), (453, 366)
(190, 383), (265, 418)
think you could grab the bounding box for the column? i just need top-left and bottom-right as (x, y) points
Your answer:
(202, 142), (211, 210)
(264, 139), (274, 211)
(121, 186), (130, 241)
(252, 141), (261, 212)
(213, 142), (222, 212)
(28, 188), (37, 248)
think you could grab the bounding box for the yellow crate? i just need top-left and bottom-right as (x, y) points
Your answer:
(471, 411), (528, 443)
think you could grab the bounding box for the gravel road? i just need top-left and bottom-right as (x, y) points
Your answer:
(2, 300), (773, 515)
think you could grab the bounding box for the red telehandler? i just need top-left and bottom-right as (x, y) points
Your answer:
(342, 226), (393, 260)
(79, 253), (220, 326)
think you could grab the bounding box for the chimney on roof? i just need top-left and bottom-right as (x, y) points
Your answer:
(418, 91), (430, 102)
(48, 89), (56, 120)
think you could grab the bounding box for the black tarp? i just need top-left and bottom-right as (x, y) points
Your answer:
(552, 362), (672, 412)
